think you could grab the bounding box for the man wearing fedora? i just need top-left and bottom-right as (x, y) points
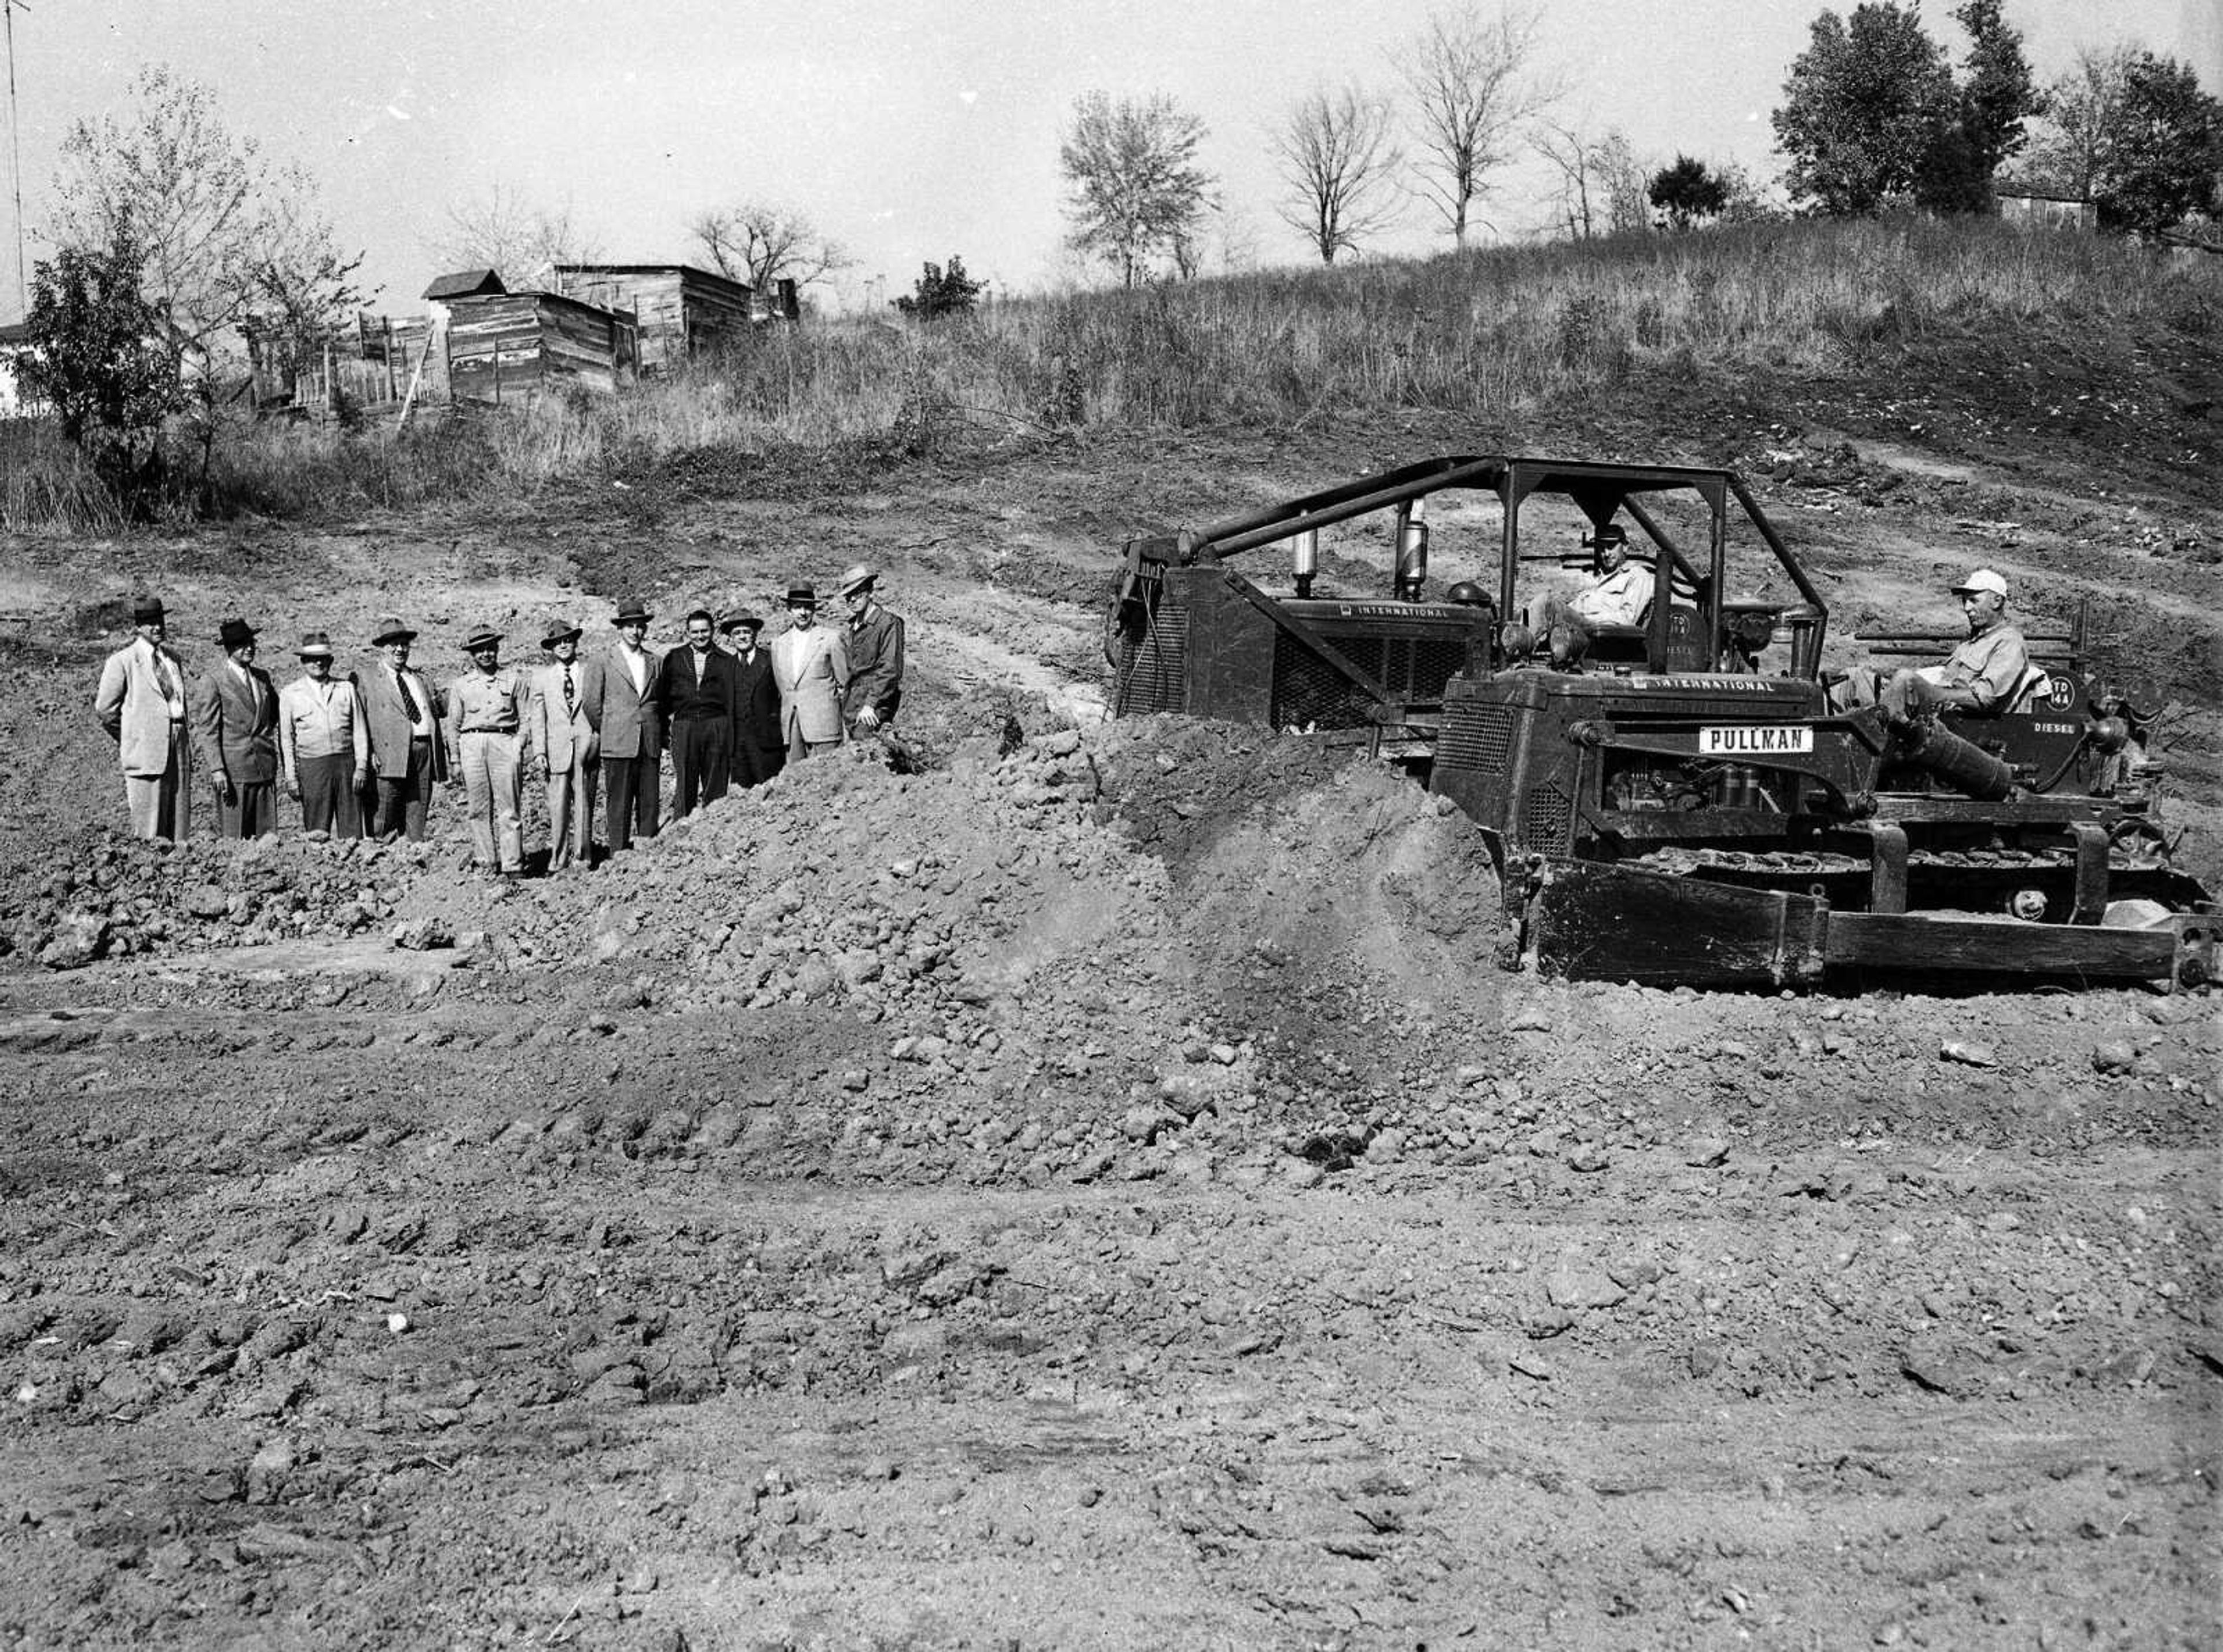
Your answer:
(529, 619), (597, 872)
(94, 594), (196, 840)
(770, 584), (850, 763)
(581, 599), (663, 851)
(719, 610), (783, 788)
(195, 618), (281, 838)
(837, 563), (906, 735)
(445, 626), (531, 878)
(277, 632), (370, 837)
(355, 615), (446, 842)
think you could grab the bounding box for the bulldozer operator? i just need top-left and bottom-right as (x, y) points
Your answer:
(1826, 567), (2033, 723)
(1520, 522), (1654, 666)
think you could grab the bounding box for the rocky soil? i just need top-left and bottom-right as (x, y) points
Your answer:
(1, 408), (2218, 1649)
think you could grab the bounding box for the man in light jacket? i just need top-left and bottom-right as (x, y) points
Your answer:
(93, 594), (195, 840)
(770, 585), (850, 763)
(354, 615), (446, 841)
(530, 619), (597, 872)
(581, 599), (663, 852)
(277, 632), (370, 837)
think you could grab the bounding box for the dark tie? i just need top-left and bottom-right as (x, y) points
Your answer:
(395, 669), (421, 722)
(563, 664), (575, 714)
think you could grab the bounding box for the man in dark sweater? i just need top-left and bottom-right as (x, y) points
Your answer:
(838, 563), (906, 734)
(654, 608), (742, 817)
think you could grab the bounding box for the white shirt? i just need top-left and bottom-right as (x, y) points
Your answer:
(142, 637), (186, 719)
(618, 643), (648, 696)
(395, 665), (435, 738)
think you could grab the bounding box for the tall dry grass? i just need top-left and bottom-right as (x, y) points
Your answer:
(3, 215), (2213, 531)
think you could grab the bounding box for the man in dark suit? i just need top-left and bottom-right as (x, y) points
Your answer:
(353, 615), (447, 840)
(581, 599), (663, 851)
(195, 616), (281, 838)
(719, 610), (783, 788)
(654, 607), (742, 817)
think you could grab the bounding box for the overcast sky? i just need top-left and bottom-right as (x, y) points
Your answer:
(2, 0), (2215, 320)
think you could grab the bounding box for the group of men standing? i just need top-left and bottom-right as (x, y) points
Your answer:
(92, 564), (907, 876)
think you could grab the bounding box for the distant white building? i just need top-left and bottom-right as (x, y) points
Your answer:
(0, 322), (36, 418)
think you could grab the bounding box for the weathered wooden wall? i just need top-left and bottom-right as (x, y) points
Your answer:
(555, 266), (755, 373)
(445, 293), (635, 403)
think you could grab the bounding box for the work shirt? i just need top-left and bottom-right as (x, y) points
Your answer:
(278, 674), (369, 768)
(1568, 562), (1653, 627)
(448, 667), (529, 735)
(1917, 623), (2030, 713)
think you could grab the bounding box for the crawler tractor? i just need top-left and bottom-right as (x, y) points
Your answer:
(1106, 456), (2216, 990)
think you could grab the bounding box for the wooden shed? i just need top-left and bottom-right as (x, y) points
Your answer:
(551, 264), (758, 372)
(443, 291), (637, 403)
(1997, 191), (2097, 233)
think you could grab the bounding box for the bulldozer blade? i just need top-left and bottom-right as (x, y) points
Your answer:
(1525, 859), (2218, 992)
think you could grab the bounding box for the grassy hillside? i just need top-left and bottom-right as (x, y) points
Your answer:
(5, 215), (2218, 531)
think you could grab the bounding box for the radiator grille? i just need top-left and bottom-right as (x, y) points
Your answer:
(1437, 704), (1516, 773)
(1114, 601), (1187, 715)
(1521, 783), (1572, 851)
(1271, 634), (1472, 730)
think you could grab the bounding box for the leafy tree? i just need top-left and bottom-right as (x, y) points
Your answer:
(1272, 84), (1403, 264)
(1648, 155), (1730, 230)
(19, 221), (186, 503)
(1773, 3), (1956, 214)
(48, 67), (364, 364)
(1952, 0), (2038, 178)
(894, 256), (984, 320)
(1395, 3), (1562, 247)
(2020, 48), (2223, 237)
(1059, 92), (1214, 287)
(689, 200), (852, 294)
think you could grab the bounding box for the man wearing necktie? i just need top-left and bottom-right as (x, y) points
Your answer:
(355, 615), (447, 842)
(193, 616), (281, 838)
(530, 619), (597, 872)
(93, 594), (195, 840)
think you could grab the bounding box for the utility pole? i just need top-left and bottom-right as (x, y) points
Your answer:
(2, 0), (25, 321)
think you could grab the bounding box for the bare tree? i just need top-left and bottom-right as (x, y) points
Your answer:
(689, 201), (852, 295)
(432, 186), (603, 289)
(1394, 3), (1564, 247)
(1533, 121), (1649, 240)
(2017, 43), (2136, 199)
(1272, 84), (1404, 264)
(1059, 91), (1215, 287)
(49, 66), (363, 358)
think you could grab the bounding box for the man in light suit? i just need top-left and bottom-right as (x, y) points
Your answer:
(581, 599), (662, 852)
(353, 615), (446, 841)
(720, 610), (783, 788)
(529, 619), (597, 871)
(770, 585), (850, 764)
(194, 616), (281, 838)
(93, 594), (194, 840)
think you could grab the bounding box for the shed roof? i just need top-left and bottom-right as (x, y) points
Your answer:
(553, 263), (752, 300)
(0, 321), (29, 347)
(423, 268), (507, 301)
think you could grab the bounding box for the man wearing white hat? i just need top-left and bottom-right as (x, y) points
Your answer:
(277, 631), (370, 837)
(1829, 567), (2031, 721)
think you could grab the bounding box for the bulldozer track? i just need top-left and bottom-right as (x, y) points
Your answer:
(1626, 844), (2171, 879)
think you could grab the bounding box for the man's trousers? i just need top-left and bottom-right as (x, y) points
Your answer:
(457, 731), (524, 872)
(373, 737), (437, 841)
(123, 724), (192, 840)
(670, 718), (730, 817)
(297, 752), (360, 838)
(546, 754), (596, 871)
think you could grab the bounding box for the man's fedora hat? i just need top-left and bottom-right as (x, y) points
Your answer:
(613, 600), (652, 625)
(464, 626), (504, 652)
(784, 585), (818, 608)
(371, 615), (417, 645)
(218, 618), (258, 651)
(132, 595), (166, 624)
(720, 610), (764, 634)
(296, 631), (335, 659)
(838, 563), (876, 598)
(541, 619), (583, 648)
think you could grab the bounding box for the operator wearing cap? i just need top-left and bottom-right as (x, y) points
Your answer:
(1829, 568), (2031, 721)
(1523, 523), (1653, 665)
